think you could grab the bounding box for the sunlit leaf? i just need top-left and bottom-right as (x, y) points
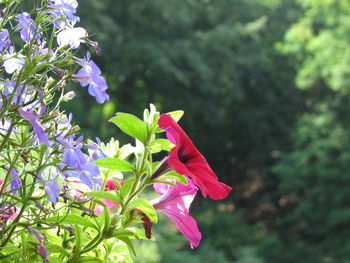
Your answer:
(45, 215), (97, 230)
(110, 113), (148, 143)
(94, 157), (133, 172)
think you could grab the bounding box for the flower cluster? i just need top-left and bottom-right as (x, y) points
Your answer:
(0, 0), (111, 260)
(0, 1), (232, 262)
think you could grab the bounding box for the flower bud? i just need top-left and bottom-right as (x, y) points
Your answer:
(65, 125), (80, 138)
(62, 91), (76, 101)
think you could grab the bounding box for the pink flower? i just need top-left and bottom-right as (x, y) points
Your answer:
(95, 179), (123, 215)
(152, 177), (202, 248)
(158, 114), (232, 200)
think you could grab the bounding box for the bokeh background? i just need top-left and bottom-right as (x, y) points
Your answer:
(51, 0), (350, 262)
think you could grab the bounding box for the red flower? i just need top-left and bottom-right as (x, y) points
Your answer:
(158, 114), (232, 200)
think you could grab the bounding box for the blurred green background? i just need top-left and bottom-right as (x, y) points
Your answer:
(64, 0), (350, 262)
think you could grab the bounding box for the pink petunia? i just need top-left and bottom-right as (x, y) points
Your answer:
(158, 114), (232, 200)
(95, 179), (123, 215)
(152, 177), (202, 248)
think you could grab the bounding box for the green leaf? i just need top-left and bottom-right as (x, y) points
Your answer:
(109, 113), (148, 143)
(47, 256), (63, 263)
(113, 230), (137, 239)
(74, 225), (83, 252)
(85, 192), (122, 205)
(157, 171), (188, 185)
(118, 237), (136, 256)
(130, 198), (158, 223)
(120, 179), (135, 201)
(150, 139), (174, 153)
(151, 180), (176, 187)
(167, 110), (184, 122)
(46, 244), (68, 255)
(94, 157), (133, 172)
(75, 257), (103, 263)
(45, 215), (97, 229)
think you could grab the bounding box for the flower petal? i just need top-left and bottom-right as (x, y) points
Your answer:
(158, 114), (232, 200)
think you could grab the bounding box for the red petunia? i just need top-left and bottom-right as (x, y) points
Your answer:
(158, 114), (232, 200)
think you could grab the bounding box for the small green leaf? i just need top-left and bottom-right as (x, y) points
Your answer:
(120, 179), (136, 201)
(167, 110), (184, 122)
(130, 198), (158, 223)
(85, 192), (122, 205)
(45, 215), (97, 229)
(157, 171), (188, 185)
(150, 139), (174, 153)
(118, 237), (136, 256)
(94, 157), (133, 172)
(110, 113), (148, 143)
(113, 230), (137, 239)
(151, 180), (176, 187)
(74, 226), (83, 253)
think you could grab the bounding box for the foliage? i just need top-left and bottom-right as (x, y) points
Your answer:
(10, 0), (350, 262)
(0, 1), (231, 262)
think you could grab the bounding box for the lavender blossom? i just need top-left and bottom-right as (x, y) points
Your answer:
(37, 168), (61, 204)
(18, 105), (50, 146)
(74, 52), (109, 104)
(31, 41), (56, 64)
(0, 29), (12, 53)
(16, 12), (41, 43)
(87, 138), (107, 161)
(48, 0), (79, 29)
(9, 168), (21, 195)
(0, 119), (17, 135)
(63, 145), (101, 189)
(28, 226), (48, 262)
(0, 80), (37, 110)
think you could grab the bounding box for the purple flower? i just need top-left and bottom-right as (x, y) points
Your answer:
(151, 177), (202, 248)
(9, 168), (21, 195)
(3, 166), (21, 195)
(0, 80), (36, 109)
(16, 12), (41, 43)
(37, 169), (61, 204)
(57, 27), (87, 49)
(87, 138), (107, 161)
(0, 29), (12, 53)
(31, 41), (56, 64)
(62, 141), (101, 189)
(28, 226), (48, 261)
(63, 160), (101, 189)
(28, 226), (45, 242)
(18, 105), (49, 146)
(0, 119), (17, 135)
(74, 52), (109, 104)
(48, 0), (79, 29)
(44, 181), (60, 204)
(54, 113), (75, 144)
(63, 147), (88, 170)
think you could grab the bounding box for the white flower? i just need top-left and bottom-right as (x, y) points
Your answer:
(57, 27), (87, 49)
(3, 47), (25, 74)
